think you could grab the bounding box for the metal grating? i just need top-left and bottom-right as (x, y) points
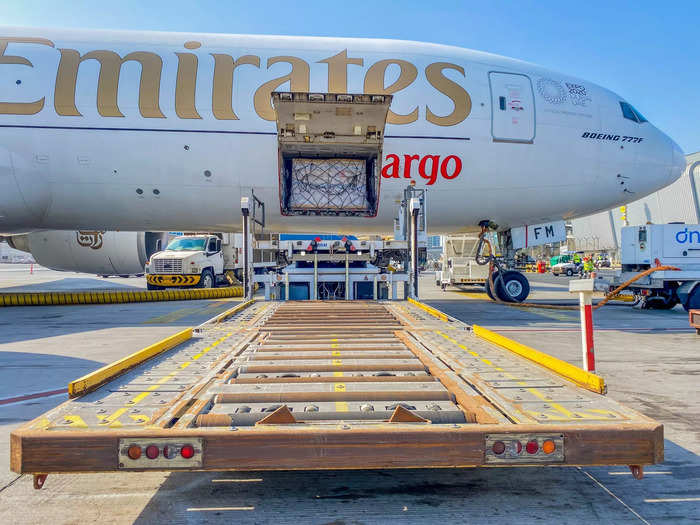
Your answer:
(153, 259), (183, 273)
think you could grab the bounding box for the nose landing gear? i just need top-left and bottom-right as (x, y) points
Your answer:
(476, 223), (531, 303)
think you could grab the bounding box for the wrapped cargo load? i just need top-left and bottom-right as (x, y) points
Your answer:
(281, 156), (378, 216)
(290, 158), (368, 211)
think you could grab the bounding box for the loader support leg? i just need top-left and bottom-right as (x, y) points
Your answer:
(33, 474), (47, 490)
(629, 465), (644, 480)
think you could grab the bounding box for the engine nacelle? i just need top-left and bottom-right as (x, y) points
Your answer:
(7, 231), (167, 276)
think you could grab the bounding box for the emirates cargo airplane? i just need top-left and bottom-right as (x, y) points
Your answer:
(0, 28), (685, 248)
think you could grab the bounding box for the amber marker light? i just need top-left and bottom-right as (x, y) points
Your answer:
(542, 440), (556, 454)
(127, 445), (142, 460)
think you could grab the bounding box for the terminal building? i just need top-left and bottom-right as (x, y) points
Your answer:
(568, 152), (699, 259)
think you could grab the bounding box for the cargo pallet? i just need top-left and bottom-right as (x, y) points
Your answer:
(11, 300), (661, 488)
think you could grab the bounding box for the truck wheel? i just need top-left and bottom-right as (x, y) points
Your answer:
(683, 285), (700, 312)
(647, 284), (680, 310)
(566, 269), (573, 277)
(495, 271), (530, 303)
(198, 269), (214, 289)
(147, 282), (163, 291)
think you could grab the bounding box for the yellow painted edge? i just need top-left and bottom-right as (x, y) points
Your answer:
(68, 327), (192, 398)
(407, 297), (448, 322)
(213, 298), (256, 324)
(472, 324), (606, 394)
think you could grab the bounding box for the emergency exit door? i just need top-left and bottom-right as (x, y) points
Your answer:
(489, 72), (535, 143)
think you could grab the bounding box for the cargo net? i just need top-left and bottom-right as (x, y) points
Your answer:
(289, 158), (369, 212)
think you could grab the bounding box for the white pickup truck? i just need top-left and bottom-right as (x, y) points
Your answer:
(145, 234), (225, 290)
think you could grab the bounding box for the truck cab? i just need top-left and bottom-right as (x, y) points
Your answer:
(145, 235), (224, 290)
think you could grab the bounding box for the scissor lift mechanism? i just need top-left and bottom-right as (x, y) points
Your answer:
(11, 301), (661, 486)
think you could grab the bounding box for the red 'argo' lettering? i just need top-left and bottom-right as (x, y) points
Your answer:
(440, 155), (462, 179)
(381, 154), (463, 183)
(418, 155), (440, 185)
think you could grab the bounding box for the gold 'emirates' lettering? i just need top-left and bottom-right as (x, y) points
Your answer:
(1, 37), (473, 126)
(253, 56), (310, 121)
(364, 59), (418, 125)
(211, 53), (260, 120)
(175, 41), (202, 119)
(425, 62), (471, 125)
(318, 49), (363, 93)
(0, 37), (54, 115)
(55, 49), (165, 118)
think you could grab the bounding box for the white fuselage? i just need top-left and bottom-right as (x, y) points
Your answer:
(0, 28), (685, 235)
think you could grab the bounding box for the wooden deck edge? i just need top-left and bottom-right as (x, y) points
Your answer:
(10, 422), (663, 474)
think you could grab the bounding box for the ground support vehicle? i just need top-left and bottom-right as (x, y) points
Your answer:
(552, 261), (582, 277)
(255, 236), (416, 300)
(11, 300), (662, 488)
(594, 224), (700, 311)
(436, 235), (488, 289)
(146, 233), (277, 291)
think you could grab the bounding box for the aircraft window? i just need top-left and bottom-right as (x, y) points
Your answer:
(620, 102), (638, 122)
(631, 106), (647, 123)
(620, 102), (647, 123)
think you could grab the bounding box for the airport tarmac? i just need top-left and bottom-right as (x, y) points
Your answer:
(0, 270), (697, 524)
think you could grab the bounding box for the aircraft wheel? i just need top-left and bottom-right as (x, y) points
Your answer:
(495, 271), (530, 303)
(484, 271), (498, 300)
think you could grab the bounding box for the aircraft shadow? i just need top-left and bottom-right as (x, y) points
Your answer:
(0, 277), (145, 293)
(132, 439), (699, 525)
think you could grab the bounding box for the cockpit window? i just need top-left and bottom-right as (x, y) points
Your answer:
(620, 101), (648, 123)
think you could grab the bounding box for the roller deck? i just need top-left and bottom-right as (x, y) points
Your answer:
(11, 301), (662, 476)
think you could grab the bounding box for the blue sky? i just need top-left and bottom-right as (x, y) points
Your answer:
(3, 0), (697, 153)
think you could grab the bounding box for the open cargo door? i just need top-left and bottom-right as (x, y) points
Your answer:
(272, 92), (392, 217)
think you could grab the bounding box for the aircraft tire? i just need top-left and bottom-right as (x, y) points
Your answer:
(484, 271), (498, 300)
(495, 271), (530, 303)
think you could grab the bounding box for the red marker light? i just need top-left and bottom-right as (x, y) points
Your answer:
(180, 444), (195, 459)
(526, 440), (539, 454)
(514, 440), (523, 454)
(145, 445), (159, 459)
(492, 441), (505, 455)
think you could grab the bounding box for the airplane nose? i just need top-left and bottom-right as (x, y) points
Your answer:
(670, 139), (686, 183)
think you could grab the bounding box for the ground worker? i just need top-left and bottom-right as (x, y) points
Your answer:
(583, 256), (594, 278)
(573, 253), (582, 264)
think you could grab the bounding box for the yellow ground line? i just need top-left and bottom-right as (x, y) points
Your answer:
(471, 324), (606, 394)
(68, 328), (192, 398)
(407, 297), (449, 321)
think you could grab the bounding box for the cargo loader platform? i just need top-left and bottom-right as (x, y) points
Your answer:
(11, 301), (662, 485)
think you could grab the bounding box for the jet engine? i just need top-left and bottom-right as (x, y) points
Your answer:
(6, 231), (168, 276)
